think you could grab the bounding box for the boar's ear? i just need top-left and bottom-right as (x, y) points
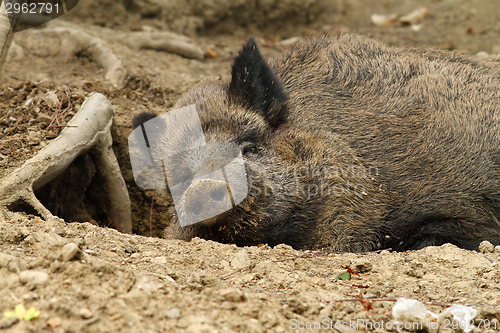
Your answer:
(132, 111), (158, 129)
(228, 37), (288, 129)
(132, 111), (165, 148)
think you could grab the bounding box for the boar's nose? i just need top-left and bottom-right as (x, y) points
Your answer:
(184, 179), (234, 223)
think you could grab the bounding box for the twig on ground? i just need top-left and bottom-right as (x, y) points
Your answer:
(48, 83), (74, 129)
(25, 27), (127, 87)
(150, 189), (155, 237)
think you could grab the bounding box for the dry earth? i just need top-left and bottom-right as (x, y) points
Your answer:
(1, 0), (500, 332)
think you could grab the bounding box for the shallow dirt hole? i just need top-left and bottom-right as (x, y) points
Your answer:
(34, 149), (111, 226)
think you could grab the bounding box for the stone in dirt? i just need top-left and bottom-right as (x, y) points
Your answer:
(60, 242), (81, 261)
(19, 270), (49, 286)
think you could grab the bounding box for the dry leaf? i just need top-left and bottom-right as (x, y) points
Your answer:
(358, 292), (373, 311)
(206, 47), (218, 58)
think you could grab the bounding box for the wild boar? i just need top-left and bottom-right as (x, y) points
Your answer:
(132, 34), (500, 252)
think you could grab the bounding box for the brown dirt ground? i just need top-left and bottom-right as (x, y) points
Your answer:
(1, 0), (500, 332)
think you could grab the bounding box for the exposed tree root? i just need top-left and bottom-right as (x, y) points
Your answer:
(0, 93), (132, 233)
(15, 26), (206, 86)
(24, 27), (127, 87)
(117, 31), (205, 60)
(0, 0), (22, 75)
(6, 41), (24, 63)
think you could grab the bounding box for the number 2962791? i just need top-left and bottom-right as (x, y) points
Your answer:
(5, 2), (60, 15)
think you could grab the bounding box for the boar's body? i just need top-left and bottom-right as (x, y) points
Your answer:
(137, 34), (500, 252)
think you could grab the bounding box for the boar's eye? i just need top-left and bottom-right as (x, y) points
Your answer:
(241, 142), (258, 155)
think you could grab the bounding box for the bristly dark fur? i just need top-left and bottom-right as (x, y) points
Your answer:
(132, 111), (158, 130)
(133, 34), (500, 252)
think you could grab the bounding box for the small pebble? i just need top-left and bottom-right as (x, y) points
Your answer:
(123, 241), (138, 254)
(0, 316), (19, 329)
(399, 7), (429, 25)
(0, 253), (15, 268)
(47, 316), (62, 329)
(354, 261), (373, 273)
(230, 249), (250, 270)
(218, 288), (246, 302)
(479, 240), (494, 253)
(60, 243), (81, 261)
(19, 270), (49, 286)
(371, 13), (398, 27)
(54, 227), (66, 237)
(164, 308), (181, 319)
(275, 326), (286, 333)
(476, 51), (490, 60)
(79, 308), (92, 319)
(150, 256), (167, 264)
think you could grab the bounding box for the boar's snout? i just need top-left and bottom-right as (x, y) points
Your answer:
(184, 179), (233, 223)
